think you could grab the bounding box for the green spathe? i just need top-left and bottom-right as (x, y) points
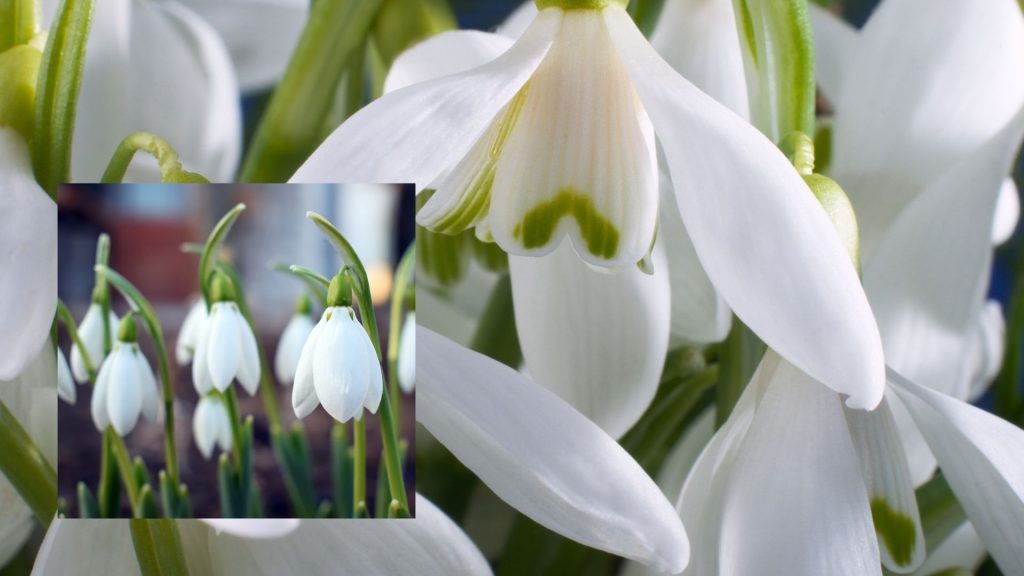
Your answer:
(327, 271), (354, 308)
(870, 497), (917, 568)
(513, 188), (620, 260)
(209, 272), (237, 304)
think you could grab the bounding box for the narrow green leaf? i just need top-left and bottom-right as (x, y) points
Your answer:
(0, 0), (37, 53)
(198, 204), (246, 309)
(130, 520), (190, 576)
(77, 482), (98, 518)
(0, 400), (56, 526)
(32, 0), (94, 198)
(470, 274), (523, 368)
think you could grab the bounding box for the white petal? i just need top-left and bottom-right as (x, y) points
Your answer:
(207, 303), (242, 392)
(488, 10), (658, 268)
(496, 1), (537, 39)
(274, 313), (314, 384)
(72, 303), (105, 383)
(607, 8), (885, 409)
(966, 300), (1006, 402)
(202, 518), (299, 539)
(57, 348), (76, 405)
(107, 345), (143, 436)
(913, 521), (986, 576)
(845, 396), (925, 572)
(176, 0), (307, 92)
(32, 520), (140, 575)
(509, 240), (669, 439)
(418, 327), (688, 573)
(398, 312), (416, 393)
(290, 9), (559, 184)
(176, 298), (207, 365)
(718, 359), (880, 576)
(313, 311), (366, 422)
(206, 496), (490, 575)
(993, 177), (1019, 245)
(234, 309), (262, 396)
(137, 353), (160, 423)
(0, 129), (56, 381)
(864, 105), (1024, 401)
(660, 173), (731, 345)
(91, 358), (114, 432)
(889, 369), (1024, 576)
(194, 396), (216, 459)
(359, 326), (384, 415)
(215, 397), (234, 453)
(650, 0), (748, 117)
(808, 4), (858, 104)
(830, 0), (1024, 253)
(291, 314), (324, 419)
(383, 30), (515, 94)
(191, 308), (215, 395)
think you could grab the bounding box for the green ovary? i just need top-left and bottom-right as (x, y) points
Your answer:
(513, 189), (619, 259)
(870, 498), (917, 567)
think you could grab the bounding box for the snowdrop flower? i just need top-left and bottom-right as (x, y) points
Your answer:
(91, 315), (160, 436)
(191, 274), (261, 396)
(175, 297), (208, 365)
(292, 273), (383, 422)
(397, 311), (415, 393)
(273, 295), (314, 384)
(70, 299), (119, 383)
(0, 38), (57, 381)
(294, 0), (886, 440)
(193, 395), (233, 459)
(57, 348), (75, 405)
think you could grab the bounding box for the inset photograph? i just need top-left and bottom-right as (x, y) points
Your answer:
(56, 183), (415, 518)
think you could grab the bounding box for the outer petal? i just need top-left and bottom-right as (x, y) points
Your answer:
(965, 300), (1005, 402)
(194, 396), (216, 459)
(176, 298), (207, 365)
(993, 177), (1019, 245)
(57, 348), (76, 404)
(234, 310), (262, 396)
(418, 328), (689, 573)
(201, 519), (299, 539)
(719, 360), (880, 576)
(912, 522), (986, 576)
(398, 312), (416, 393)
(191, 310), (214, 394)
(290, 9), (559, 184)
(0, 129), (57, 381)
(291, 316), (324, 418)
(107, 346), (143, 436)
(509, 241), (670, 439)
(650, 0), (748, 117)
(137, 352), (160, 422)
(91, 358), (114, 431)
(888, 369), (1024, 575)
(274, 313), (314, 384)
(830, 0), (1024, 252)
(313, 311), (367, 422)
(206, 303), (242, 392)
(207, 496), (491, 575)
(383, 31), (514, 94)
(33, 520), (140, 575)
(808, 4), (858, 103)
(607, 9), (885, 409)
(844, 396), (925, 572)
(359, 326), (384, 414)
(176, 0), (307, 92)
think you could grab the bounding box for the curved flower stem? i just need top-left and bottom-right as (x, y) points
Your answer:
(387, 242), (416, 438)
(353, 420), (366, 515)
(95, 234), (112, 356)
(307, 212), (409, 513)
(198, 204), (246, 311)
(270, 262), (328, 307)
(0, 400), (57, 526)
(220, 388), (246, 472)
(130, 519), (190, 576)
(95, 265), (179, 484)
(56, 299), (95, 382)
(101, 132), (209, 184)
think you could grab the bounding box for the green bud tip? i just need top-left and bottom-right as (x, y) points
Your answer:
(327, 271), (353, 308)
(209, 271), (237, 303)
(535, 0), (628, 9)
(295, 294), (312, 315)
(117, 313), (138, 343)
(803, 173), (861, 272)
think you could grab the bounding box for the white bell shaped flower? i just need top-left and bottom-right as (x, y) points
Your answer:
(293, 0), (886, 421)
(57, 347), (75, 405)
(70, 301), (119, 384)
(397, 311), (415, 393)
(273, 296), (315, 384)
(192, 274), (261, 396)
(90, 317), (160, 436)
(176, 297), (208, 365)
(193, 395), (233, 459)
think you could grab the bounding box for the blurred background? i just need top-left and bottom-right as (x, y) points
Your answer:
(57, 183), (416, 518)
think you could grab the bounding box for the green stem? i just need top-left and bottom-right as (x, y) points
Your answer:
(32, 0), (93, 199)
(57, 299), (95, 382)
(716, 315), (764, 428)
(307, 212), (409, 513)
(221, 389), (246, 472)
(387, 243), (416, 438)
(95, 265), (179, 483)
(995, 250), (1024, 421)
(0, 400), (57, 526)
(240, 0), (384, 182)
(100, 132), (208, 184)
(353, 419), (366, 514)
(130, 519), (190, 576)
(106, 427), (140, 516)
(96, 234), (112, 356)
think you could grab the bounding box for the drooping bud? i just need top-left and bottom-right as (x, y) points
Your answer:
(209, 271), (237, 303)
(327, 270), (354, 308)
(117, 312), (138, 343)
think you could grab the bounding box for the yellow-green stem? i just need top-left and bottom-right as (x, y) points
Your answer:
(353, 419), (366, 513)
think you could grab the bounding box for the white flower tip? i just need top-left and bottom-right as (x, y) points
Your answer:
(202, 519), (300, 539)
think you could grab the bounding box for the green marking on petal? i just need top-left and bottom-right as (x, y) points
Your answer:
(513, 188), (619, 259)
(535, 0), (628, 10)
(0, 44), (41, 141)
(870, 497), (917, 567)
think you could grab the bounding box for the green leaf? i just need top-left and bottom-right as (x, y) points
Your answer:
(198, 204), (246, 309)
(77, 482), (98, 518)
(130, 520), (190, 576)
(469, 274), (523, 368)
(0, 400), (57, 526)
(32, 0), (94, 198)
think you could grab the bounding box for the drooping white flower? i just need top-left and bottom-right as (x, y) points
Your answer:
(70, 302), (120, 384)
(91, 317), (160, 436)
(397, 311), (415, 393)
(57, 348), (75, 405)
(292, 274), (383, 422)
(191, 276), (261, 396)
(193, 395), (233, 459)
(273, 296), (314, 384)
(175, 298), (208, 365)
